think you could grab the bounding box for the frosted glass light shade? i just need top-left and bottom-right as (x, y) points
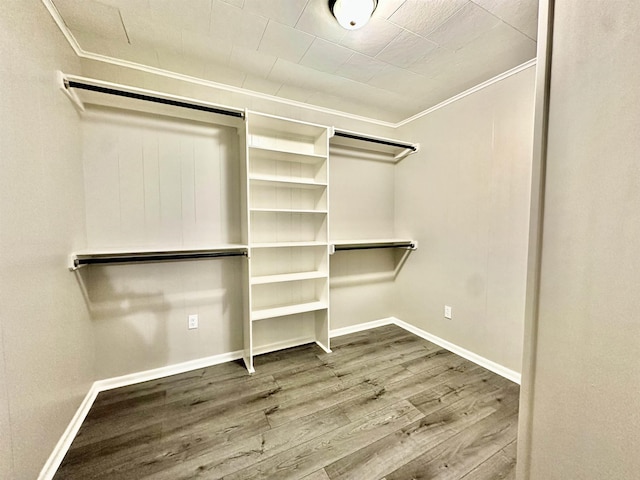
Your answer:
(330, 0), (378, 30)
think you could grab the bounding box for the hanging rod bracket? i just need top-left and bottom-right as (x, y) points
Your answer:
(58, 71), (85, 112)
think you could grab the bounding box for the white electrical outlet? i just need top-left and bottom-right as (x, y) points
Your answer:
(444, 305), (452, 319)
(188, 314), (198, 329)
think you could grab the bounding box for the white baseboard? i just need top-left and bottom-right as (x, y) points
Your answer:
(331, 317), (520, 384)
(329, 317), (395, 338)
(391, 317), (521, 384)
(94, 350), (245, 392)
(37, 383), (100, 480)
(40, 316), (519, 479)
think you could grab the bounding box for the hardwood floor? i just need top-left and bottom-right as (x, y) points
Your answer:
(54, 325), (519, 479)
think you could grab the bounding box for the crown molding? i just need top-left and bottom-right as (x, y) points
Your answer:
(42, 0), (83, 55)
(42, 0), (537, 130)
(395, 58), (538, 128)
(41, 0), (397, 128)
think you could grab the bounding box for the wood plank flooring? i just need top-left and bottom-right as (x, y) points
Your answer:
(54, 325), (519, 479)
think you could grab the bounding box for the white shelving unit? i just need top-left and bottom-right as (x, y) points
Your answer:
(243, 112), (331, 372)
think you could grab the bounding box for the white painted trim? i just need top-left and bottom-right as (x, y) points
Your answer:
(395, 59), (538, 128)
(37, 384), (100, 480)
(330, 317), (395, 338)
(84, 52), (400, 127)
(330, 317), (521, 384)
(94, 350), (245, 392)
(42, 0), (536, 129)
(41, 0), (83, 56)
(391, 318), (522, 384)
(517, 2), (554, 478)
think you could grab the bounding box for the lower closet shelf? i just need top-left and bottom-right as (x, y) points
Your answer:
(250, 271), (327, 285)
(251, 301), (328, 321)
(251, 241), (327, 248)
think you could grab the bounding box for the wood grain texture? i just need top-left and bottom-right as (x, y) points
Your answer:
(54, 325), (519, 479)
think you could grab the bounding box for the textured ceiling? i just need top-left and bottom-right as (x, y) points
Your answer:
(50, 0), (538, 122)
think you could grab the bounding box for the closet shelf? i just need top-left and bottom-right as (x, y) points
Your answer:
(248, 146), (326, 164)
(250, 271), (327, 285)
(330, 239), (417, 254)
(251, 301), (328, 321)
(59, 72), (244, 128)
(249, 176), (327, 188)
(248, 111), (330, 140)
(69, 244), (248, 270)
(250, 208), (327, 214)
(251, 241), (327, 249)
(330, 128), (419, 162)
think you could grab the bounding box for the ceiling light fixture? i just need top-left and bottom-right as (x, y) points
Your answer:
(329, 0), (378, 30)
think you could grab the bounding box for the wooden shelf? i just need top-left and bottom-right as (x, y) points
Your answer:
(248, 111), (329, 140)
(251, 241), (327, 249)
(250, 208), (327, 214)
(249, 146), (326, 164)
(249, 175), (327, 188)
(251, 301), (328, 321)
(250, 271), (327, 285)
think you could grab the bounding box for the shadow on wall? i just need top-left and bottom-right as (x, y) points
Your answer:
(72, 257), (244, 380)
(330, 248), (413, 287)
(75, 264), (170, 377)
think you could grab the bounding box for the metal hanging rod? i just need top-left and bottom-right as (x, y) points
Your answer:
(64, 79), (245, 119)
(332, 241), (417, 252)
(72, 249), (247, 269)
(333, 130), (418, 151)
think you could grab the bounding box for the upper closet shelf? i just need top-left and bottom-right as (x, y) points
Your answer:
(249, 176), (327, 188)
(68, 244), (248, 270)
(248, 146), (327, 164)
(58, 72), (245, 128)
(330, 239), (418, 254)
(330, 128), (419, 162)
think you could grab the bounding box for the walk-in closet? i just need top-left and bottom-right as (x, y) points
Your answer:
(4, 1), (638, 479)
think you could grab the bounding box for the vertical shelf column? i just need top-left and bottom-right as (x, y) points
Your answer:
(244, 112), (331, 371)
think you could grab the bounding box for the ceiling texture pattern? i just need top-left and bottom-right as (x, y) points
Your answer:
(50, 0), (538, 122)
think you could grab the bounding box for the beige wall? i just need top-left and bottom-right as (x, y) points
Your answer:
(0, 323), (12, 478)
(0, 1), (93, 478)
(525, 2), (640, 478)
(394, 67), (535, 373)
(329, 147), (398, 329)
